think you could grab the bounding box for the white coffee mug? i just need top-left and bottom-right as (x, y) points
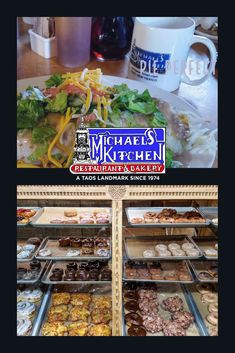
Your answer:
(128, 17), (217, 92)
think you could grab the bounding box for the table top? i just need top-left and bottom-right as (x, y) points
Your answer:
(17, 19), (218, 166)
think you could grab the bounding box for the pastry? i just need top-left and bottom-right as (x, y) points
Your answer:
(181, 242), (195, 251)
(124, 291), (138, 301)
(17, 250), (31, 259)
(30, 260), (41, 270)
(92, 296), (112, 309)
(125, 312), (143, 326)
(206, 312), (218, 326)
(23, 244), (36, 252)
(162, 296), (184, 313)
(138, 289), (158, 300)
(164, 271), (178, 281)
(163, 321), (186, 336)
(100, 269), (112, 281)
(168, 243), (181, 251)
(207, 324), (218, 336)
(38, 249), (52, 257)
(17, 318), (32, 336)
(67, 262), (78, 271)
(66, 250), (80, 257)
(172, 311), (194, 329)
(208, 303), (218, 313)
(143, 313), (164, 333)
(69, 306), (90, 321)
(88, 323), (111, 336)
(17, 245), (22, 254)
(201, 293), (218, 304)
(205, 249), (218, 257)
(58, 237), (71, 247)
(67, 322), (89, 336)
(27, 237), (41, 246)
(138, 298), (159, 314)
(151, 273), (164, 280)
(186, 249), (200, 257)
(70, 238), (82, 248)
(48, 305), (69, 322)
(21, 288), (43, 302)
(52, 268), (64, 276)
(130, 217), (144, 224)
(124, 300), (139, 312)
(79, 212), (93, 219)
(76, 269), (88, 281)
(157, 250), (172, 257)
(96, 217), (110, 224)
(80, 217), (95, 224)
(70, 293), (91, 307)
(64, 210), (77, 217)
(52, 292), (71, 306)
(198, 271), (213, 281)
(64, 270), (76, 281)
(155, 244), (167, 252)
(171, 249), (186, 257)
(41, 321), (68, 336)
(178, 272), (191, 281)
(196, 283), (214, 294)
(50, 218), (65, 224)
(128, 325), (146, 336)
(143, 249), (155, 258)
(17, 301), (36, 318)
(91, 308), (112, 324)
(214, 243), (218, 250)
(50, 273), (63, 281)
(137, 269), (151, 280)
(63, 218), (78, 224)
(82, 238), (94, 255)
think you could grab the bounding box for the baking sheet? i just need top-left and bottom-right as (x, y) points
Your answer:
(185, 283), (218, 336)
(189, 260), (218, 283)
(197, 207), (218, 226)
(123, 260), (194, 284)
(124, 235), (202, 260)
(192, 237), (218, 260)
(123, 283), (202, 336)
(17, 238), (42, 262)
(35, 236), (111, 261)
(31, 207), (112, 227)
(125, 207), (209, 227)
(17, 207), (41, 226)
(41, 260), (112, 285)
(36, 284), (112, 336)
(17, 261), (48, 284)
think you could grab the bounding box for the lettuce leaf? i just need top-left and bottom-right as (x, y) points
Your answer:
(28, 144), (48, 162)
(166, 148), (174, 168)
(32, 126), (56, 144)
(17, 99), (45, 129)
(45, 74), (64, 88)
(46, 92), (68, 113)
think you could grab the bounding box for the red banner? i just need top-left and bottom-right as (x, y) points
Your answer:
(70, 164), (165, 174)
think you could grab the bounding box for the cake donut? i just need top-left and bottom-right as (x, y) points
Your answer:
(201, 293), (218, 304)
(124, 291), (138, 301)
(206, 312), (218, 326)
(21, 288), (43, 302)
(208, 303), (218, 313)
(17, 318), (32, 336)
(17, 301), (36, 318)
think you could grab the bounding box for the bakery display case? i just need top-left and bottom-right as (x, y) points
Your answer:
(17, 185), (218, 336)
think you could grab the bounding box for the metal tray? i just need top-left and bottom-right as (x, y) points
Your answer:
(123, 282), (206, 336)
(124, 235), (203, 260)
(17, 261), (48, 284)
(17, 207), (41, 226)
(123, 259), (194, 284)
(30, 207), (112, 227)
(188, 260), (218, 283)
(41, 260), (112, 285)
(35, 236), (112, 261)
(197, 207), (218, 227)
(125, 207), (209, 227)
(17, 283), (47, 336)
(34, 283), (112, 336)
(192, 236), (218, 260)
(17, 237), (42, 262)
(185, 283), (218, 336)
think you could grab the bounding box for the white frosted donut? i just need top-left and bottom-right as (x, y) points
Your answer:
(186, 249), (200, 257)
(208, 303), (218, 313)
(157, 250), (172, 257)
(66, 249), (80, 257)
(171, 249), (186, 257)
(155, 244), (167, 252)
(39, 249), (52, 257)
(23, 244), (36, 252)
(17, 301), (36, 317)
(168, 243), (180, 251)
(17, 250), (30, 259)
(206, 312), (218, 326)
(181, 243), (195, 251)
(143, 249), (155, 258)
(201, 293), (218, 304)
(205, 249), (218, 257)
(21, 288), (43, 302)
(17, 245), (22, 254)
(17, 318), (32, 336)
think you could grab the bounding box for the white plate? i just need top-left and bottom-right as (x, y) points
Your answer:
(17, 75), (217, 168)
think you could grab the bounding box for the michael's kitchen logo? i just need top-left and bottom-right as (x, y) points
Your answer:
(70, 123), (165, 174)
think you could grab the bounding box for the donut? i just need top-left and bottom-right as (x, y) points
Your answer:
(196, 283), (213, 294)
(186, 249), (200, 257)
(138, 289), (158, 300)
(163, 321), (186, 336)
(38, 249), (52, 257)
(17, 301), (36, 318)
(207, 324), (218, 336)
(142, 314), (164, 333)
(128, 325), (146, 336)
(181, 242), (195, 251)
(143, 249), (155, 258)
(201, 293), (218, 304)
(162, 296), (184, 313)
(151, 273), (164, 280)
(124, 300), (139, 312)
(168, 243), (181, 251)
(205, 249), (218, 257)
(96, 217), (110, 224)
(198, 271), (213, 281)
(178, 272), (191, 282)
(66, 250), (80, 257)
(157, 250), (172, 257)
(27, 237), (41, 246)
(171, 249), (186, 257)
(164, 271), (178, 281)
(21, 288), (43, 302)
(96, 249), (109, 257)
(172, 311), (194, 329)
(155, 244), (167, 252)
(17, 250), (30, 259)
(138, 298), (159, 314)
(17, 318), (32, 336)
(206, 312), (218, 326)
(80, 217), (95, 224)
(64, 210), (77, 217)
(23, 244), (36, 252)
(30, 260), (41, 270)
(130, 217), (144, 224)
(144, 212), (157, 219)
(208, 303), (218, 313)
(214, 243), (218, 250)
(125, 312), (143, 326)
(124, 291), (138, 301)
(17, 245), (22, 254)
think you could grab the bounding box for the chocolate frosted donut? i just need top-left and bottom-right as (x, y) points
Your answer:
(124, 291), (138, 301)
(30, 260), (41, 270)
(58, 237), (70, 247)
(70, 238), (82, 248)
(76, 269), (88, 281)
(67, 262), (78, 271)
(125, 312), (143, 326)
(128, 325), (146, 336)
(27, 237), (41, 246)
(52, 268), (64, 276)
(100, 269), (112, 281)
(124, 300), (139, 312)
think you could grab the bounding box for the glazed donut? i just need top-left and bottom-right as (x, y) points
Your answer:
(186, 249), (200, 257)
(21, 288), (43, 302)
(157, 250), (172, 257)
(206, 312), (218, 326)
(168, 243), (180, 251)
(181, 242), (195, 251)
(17, 301), (36, 317)
(155, 244), (167, 252)
(130, 217), (144, 224)
(128, 325), (146, 336)
(207, 324), (218, 336)
(125, 312), (143, 326)
(143, 249), (155, 258)
(38, 249), (52, 257)
(171, 249), (186, 257)
(196, 283), (213, 294)
(201, 293), (218, 304)
(208, 303), (218, 313)
(17, 318), (32, 336)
